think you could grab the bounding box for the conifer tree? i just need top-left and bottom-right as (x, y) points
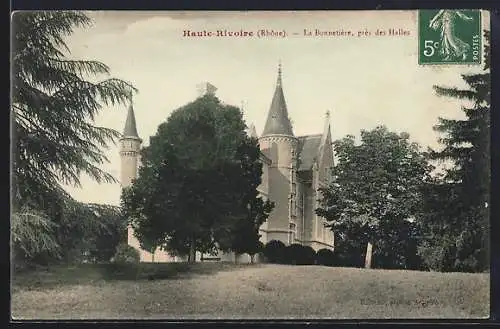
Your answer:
(418, 30), (490, 272)
(12, 11), (136, 207)
(11, 11), (136, 262)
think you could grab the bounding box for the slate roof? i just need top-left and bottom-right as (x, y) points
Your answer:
(123, 103), (140, 138)
(261, 65), (294, 137)
(296, 134), (322, 171)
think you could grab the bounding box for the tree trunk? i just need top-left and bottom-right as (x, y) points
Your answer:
(250, 254), (255, 264)
(234, 253), (238, 264)
(365, 241), (373, 269)
(189, 236), (196, 263)
(151, 251), (155, 263)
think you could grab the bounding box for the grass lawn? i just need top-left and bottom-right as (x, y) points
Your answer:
(11, 263), (489, 319)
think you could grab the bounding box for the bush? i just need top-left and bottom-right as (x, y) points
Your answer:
(284, 244), (301, 265)
(284, 244), (316, 265)
(112, 243), (140, 264)
(263, 240), (286, 263)
(316, 248), (335, 266)
(301, 246), (317, 265)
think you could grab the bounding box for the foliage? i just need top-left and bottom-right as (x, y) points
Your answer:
(112, 243), (140, 264)
(249, 242), (265, 263)
(11, 11), (136, 265)
(11, 205), (61, 268)
(50, 199), (125, 264)
(122, 95), (271, 262)
(284, 244), (316, 265)
(316, 126), (431, 269)
(12, 11), (136, 204)
(484, 30), (490, 71)
(332, 229), (369, 268)
(86, 204), (127, 262)
(371, 220), (424, 270)
(262, 240), (286, 263)
(12, 196), (126, 266)
(228, 137), (274, 258)
(315, 248), (335, 266)
(418, 30), (490, 272)
(121, 179), (172, 257)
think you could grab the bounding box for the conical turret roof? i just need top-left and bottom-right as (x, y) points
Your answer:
(123, 102), (139, 138)
(261, 63), (294, 137)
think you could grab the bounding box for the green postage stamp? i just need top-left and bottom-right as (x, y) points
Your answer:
(418, 10), (482, 65)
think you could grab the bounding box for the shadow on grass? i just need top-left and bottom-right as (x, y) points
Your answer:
(12, 262), (259, 290)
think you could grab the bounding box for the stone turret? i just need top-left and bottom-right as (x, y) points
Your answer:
(119, 100), (142, 188)
(258, 62), (299, 245)
(118, 98), (188, 263)
(119, 99), (144, 259)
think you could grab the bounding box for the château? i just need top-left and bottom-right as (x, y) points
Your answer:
(120, 64), (335, 262)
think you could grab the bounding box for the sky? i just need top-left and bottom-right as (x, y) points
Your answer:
(60, 10), (489, 206)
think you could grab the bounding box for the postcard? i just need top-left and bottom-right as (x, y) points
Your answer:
(11, 10), (490, 320)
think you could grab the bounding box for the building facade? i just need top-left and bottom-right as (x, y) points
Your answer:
(120, 65), (335, 262)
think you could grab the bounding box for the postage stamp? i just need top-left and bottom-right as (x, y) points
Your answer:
(418, 10), (482, 65)
(11, 10), (490, 320)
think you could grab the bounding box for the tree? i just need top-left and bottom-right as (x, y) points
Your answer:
(316, 126), (431, 269)
(52, 198), (125, 263)
(11, 205), (61, 269)
(227, 137), (274, 263)
(331, 228), (366, 268)
(11, 11), (136, 263)
(230, 217), (265, 263)
(121, 160), (178, 262)
(418, 30), (490, 272)
(121, 95), (271, 262)
(86, 203), (127, 263)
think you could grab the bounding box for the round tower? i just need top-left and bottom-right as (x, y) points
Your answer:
(120, 102), (142, 188)
(119, 100), (143, 259)
(259, 62), (298, 245)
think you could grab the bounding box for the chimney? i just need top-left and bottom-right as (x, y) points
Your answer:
(197, 82), (217, 97)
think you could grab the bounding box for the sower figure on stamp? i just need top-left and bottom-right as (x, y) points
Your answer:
(429, 10), (474, 61)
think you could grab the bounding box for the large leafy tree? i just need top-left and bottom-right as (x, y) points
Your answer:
(11, 11), (135, 262)
(121, 142), (180, 261)
(122, 95), (272, 262)
(418, 30), (490, 272)
(316, 126), (431, 269)
(225, 137), (274, 262)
